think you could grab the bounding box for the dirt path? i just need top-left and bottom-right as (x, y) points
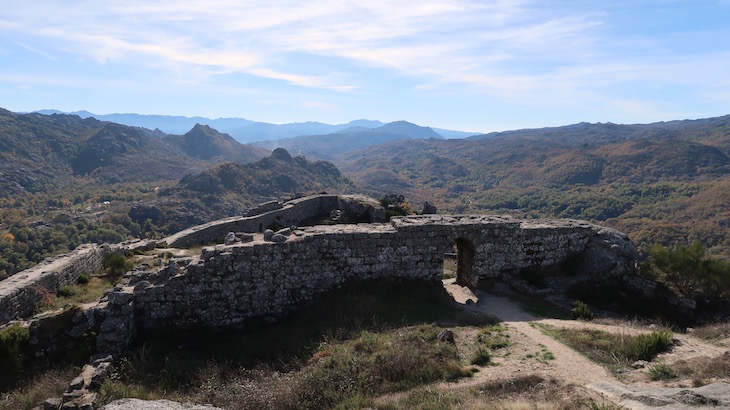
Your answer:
(436, 282), (730, 409)
(539, 319), (729, 367)
(468, 290), (612, 385)
(433, 282), (613, 390)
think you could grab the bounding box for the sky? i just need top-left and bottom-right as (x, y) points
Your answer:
(1, 1), (729, 133)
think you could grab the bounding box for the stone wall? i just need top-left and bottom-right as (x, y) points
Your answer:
(99, 214), (637, 352)
(0, 244), (107, 325)
(162, 194), (383, 248)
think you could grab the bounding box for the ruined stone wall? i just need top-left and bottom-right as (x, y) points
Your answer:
(0, 244), (107, 324)
(162, 194), (342, 248)
(99, 215), (635, 350)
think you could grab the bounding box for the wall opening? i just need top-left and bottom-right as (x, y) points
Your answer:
(454, 238), (476, 288)
(443, 238), (476, 288)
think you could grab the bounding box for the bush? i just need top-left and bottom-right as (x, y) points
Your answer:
(0, 324), (29, 358)
(104, 253), (130, 275)
(77, 274), (91, 285)
(632, 331), (673, 361)
(572, 300), (594, 321)
(649, 363), (677, 381)
(0, 324), (30, 374)
(471, 346), (491, 366)
(643, 241), (730, 297)
(56, 286), (76, 298)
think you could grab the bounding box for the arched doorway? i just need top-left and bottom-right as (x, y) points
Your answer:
(454, 238), (476, 287)
(443, 237), (476, 288)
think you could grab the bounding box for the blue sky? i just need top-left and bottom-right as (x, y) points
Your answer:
(1, 0), (729, 132)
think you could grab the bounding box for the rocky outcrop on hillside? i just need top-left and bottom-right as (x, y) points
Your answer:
(129, 149), (356, 234)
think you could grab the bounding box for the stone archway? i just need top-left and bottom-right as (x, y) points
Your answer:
(448, 237), (475, 288)
(455, 238), (476, 287)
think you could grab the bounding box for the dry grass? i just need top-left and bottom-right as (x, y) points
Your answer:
(671, 353), (730, 386)
(378, 374), (618, 409)
(135, 325), (474, 410)
(51, 274), (118, 307)
(0, 368), (77, 410)
(691, 322), (730, 343)
(93, 280), (491, 409)
(537, 324), (673, 373)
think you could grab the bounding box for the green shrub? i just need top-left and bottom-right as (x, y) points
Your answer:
(649, 363), (677, 381)
(632, 331), (673, 361)
(643, 241), (730, 298)
(471, 346), (491, 366)
(104, 253), (130, 275)
(537, 325), (674, 373)
(572, 300), (594, 321)
(77, 274), (91, 285)
(0, 324), (30, 358)
(56, 286), (76, 298)
(0, 324), (30, 373)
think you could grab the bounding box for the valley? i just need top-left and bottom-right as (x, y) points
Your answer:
(1, 107), (730, 409)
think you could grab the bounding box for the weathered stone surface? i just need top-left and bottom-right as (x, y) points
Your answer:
(263, 229), (275, 241)
(69, 376), (84, 391)
(0, 244), (108, 324)
(90, 362), (112, 389)
(589, 381), (730, 409)
(237, 233), (254, 243)
(270, 233), (288, 243)
(97, 212), (640, 354)
(437, 329), (455, 343)
(224, 232), (237, 245)
(44, 397), (62, 410)
(101, 398), (223, 410)
(422, 201), (437, 214)
(162, 194), (389, 248)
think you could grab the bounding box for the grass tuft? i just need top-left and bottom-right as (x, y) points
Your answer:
(471, 346), (491, 366)
(691, 322), (730, 342)
(56, 286), (75, 298)
(633, 331), (673, 361)
(649, 363), (677, 381)
(537, 324), (673, 372)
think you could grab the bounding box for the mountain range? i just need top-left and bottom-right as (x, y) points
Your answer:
(253, 120), (446, 160)
(3, 106), (730, 263)
(336, 115), (730, 258)
(35, 110), (478, 143)
(0, 109), (268, 197)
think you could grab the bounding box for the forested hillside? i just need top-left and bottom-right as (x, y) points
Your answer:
(337, 116), (730, 259)
(0, 108), (269, 277)
(129, 148), (356, 233)
(0, 109), (269, 198)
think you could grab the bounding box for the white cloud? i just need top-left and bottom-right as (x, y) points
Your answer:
(1, 1), (594, 85)
(1, 0), (728, 119)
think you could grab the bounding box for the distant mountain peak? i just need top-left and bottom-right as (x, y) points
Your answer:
(377, 121), (443, 139)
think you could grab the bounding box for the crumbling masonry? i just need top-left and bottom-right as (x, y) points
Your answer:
(98, 210), (637, 352)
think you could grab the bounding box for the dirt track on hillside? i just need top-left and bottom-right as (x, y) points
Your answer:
(428, 281), (730, 408)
